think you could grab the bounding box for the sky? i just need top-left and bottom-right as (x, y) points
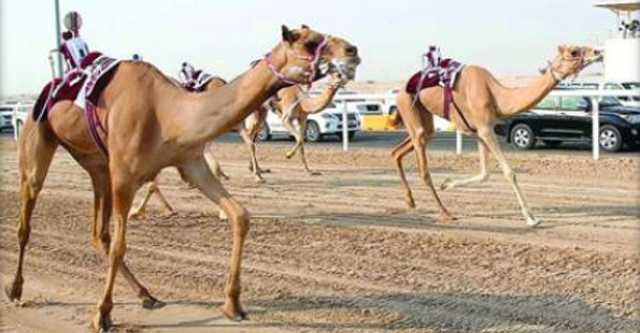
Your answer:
(0, 0), (628, 96)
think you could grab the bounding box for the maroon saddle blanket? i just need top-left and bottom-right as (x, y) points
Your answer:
(33, 52), (120, 121)
(405, 59), (463, 95)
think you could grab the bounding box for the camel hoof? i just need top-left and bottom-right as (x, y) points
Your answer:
(308, 171), (322, 176)
(405, 198), (416, 209)
(91, 313), (113, 333)
(526, 217), (542, 227)
(141, 296), (166, 310)
(221, 304), (248, 321)
(439, 212), (457, 223)
(285, 152), (295, 159)
(254, 177), (266, 184)
(4, 280), (23, 302)
(128, 211), (146, 220)
(440, 178), (453, 191)
(259, 169), (271, 174)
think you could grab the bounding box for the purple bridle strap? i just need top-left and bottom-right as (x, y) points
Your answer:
(264, 35), (328, 87)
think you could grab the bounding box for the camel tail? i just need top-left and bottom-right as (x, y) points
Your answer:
(387, 111), (403, 128)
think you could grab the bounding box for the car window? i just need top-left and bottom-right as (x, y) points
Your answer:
(560, 96), (588, 111)
(604, 83), (622, 90)
(535, 96), (558, 109)
(0, 107), (13, 112)
(621, 82), (640, 89)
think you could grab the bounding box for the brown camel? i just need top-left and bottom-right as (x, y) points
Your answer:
(392, 45), (601, 226)
(267, 74), (345, 175)
(128, 77), (270, 220)
(5, 25), (359, 331)
(129, 76), (342, 220)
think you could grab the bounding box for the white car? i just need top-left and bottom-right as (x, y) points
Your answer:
(12, 103), (33, 140)
(0, 104), (14, 132)
(258, 101), (362, 142)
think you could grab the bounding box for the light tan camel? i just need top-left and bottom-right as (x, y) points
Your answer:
(391, 45), (602, 226)
(5, 25), (359, 331)
(267, 75), (345, 175)
(129, 76), (342, 220)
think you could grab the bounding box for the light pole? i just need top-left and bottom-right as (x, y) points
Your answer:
(54, 0), (63, 77)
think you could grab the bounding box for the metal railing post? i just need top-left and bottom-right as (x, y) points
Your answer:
(456, 129), (462, 155)
(342, 101), (349, 151)
(591, 96), (600, 161)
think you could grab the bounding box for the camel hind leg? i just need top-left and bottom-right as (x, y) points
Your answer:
(129, 180), (175, 219)
(392, 136), (415, 208)
(5, 119), (58, 302)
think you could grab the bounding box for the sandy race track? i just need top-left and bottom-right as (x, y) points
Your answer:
(1, 136), (638, 333)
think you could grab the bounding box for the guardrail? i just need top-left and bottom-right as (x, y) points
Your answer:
(332, 89), (640, 160)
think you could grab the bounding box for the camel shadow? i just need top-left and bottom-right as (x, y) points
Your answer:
(130, 292), (639, 332)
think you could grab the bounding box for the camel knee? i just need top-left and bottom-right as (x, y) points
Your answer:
(16, 223), (31, 248)
(502, 168), (516, 183)
(232, 207), (250, 237)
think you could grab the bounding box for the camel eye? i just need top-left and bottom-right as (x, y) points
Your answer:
(570, 50), (581, 58)
(305, 40), (320, 53)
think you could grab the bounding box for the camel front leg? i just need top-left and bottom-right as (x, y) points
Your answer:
(129, 181), (176, 219)
(282, 116), (303, 159)
(392, 136), (416, 208)
(239, 128), (265, 183)
(178, 157), (249, 321)
(92, 174), (136, 332)
(441, 139), (490, 190)
(89, 171), (164, 310)
(479, 129), (540, 226)
(296, 120), (321, 176)
(204, 145), (230, 181)
(5, 121), (58, 302)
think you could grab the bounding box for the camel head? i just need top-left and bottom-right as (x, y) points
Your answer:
(275, 24), (361, 85)
(548, 45), (603, 81)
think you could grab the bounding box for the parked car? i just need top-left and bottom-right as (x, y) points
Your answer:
(12, 103), (33, 140)
(494, 94), (640, 152)
(258, 101), (362, 142)
(0, 104), (14, 132)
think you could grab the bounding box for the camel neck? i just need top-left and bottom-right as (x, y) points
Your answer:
(491, 70), (558, 117)
(299, 83), (340, 114)
(178, 45), (289, 145)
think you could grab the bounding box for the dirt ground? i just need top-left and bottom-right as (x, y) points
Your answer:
(0, 136), (638, 333)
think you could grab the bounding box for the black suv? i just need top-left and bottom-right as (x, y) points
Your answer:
(494, 95), (640, 152)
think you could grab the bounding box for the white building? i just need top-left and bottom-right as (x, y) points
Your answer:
(595, 1), (640, 82)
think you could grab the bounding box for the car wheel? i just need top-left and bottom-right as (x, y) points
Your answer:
(542, 140), (562, 148)
(599, 125), (622, 152)
(510, 124), (536, 150)
(256, 123), (271, 141)
(305, 121), (321, 142)
(388, 106), (398, 117)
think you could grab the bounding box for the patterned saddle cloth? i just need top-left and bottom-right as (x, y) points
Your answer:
(405, 46), (465, 120)
(33, 52), (121, 122)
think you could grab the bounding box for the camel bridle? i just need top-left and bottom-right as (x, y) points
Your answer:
(265, 35), (329, 87)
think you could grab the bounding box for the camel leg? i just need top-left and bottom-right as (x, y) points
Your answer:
(89, 172), (163, 310)
(92, 172), (136, 332)
(204, 145), (230, 181)
(296, 120), (320, 176)
(178, 157), (249, 321)
(441, 139), (490, 190)
(478, 129), (540, 226)
(391, 136), (416, 208)
(129, 181), (176, 219)
(413, 127), (453, 220)
(282, 116), (303, 159)
(239, 128), (265, 183)
(5, 121), (57, 302)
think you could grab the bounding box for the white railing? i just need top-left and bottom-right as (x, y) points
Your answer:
(453, 89), (640, 160)
(331, 89), (640, 160)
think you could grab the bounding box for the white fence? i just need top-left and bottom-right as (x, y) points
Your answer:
(333, 89), (640, 160)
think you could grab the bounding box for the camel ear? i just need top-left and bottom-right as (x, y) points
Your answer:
(281, 25), (300, 44)
(301, 24), (310, 30)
